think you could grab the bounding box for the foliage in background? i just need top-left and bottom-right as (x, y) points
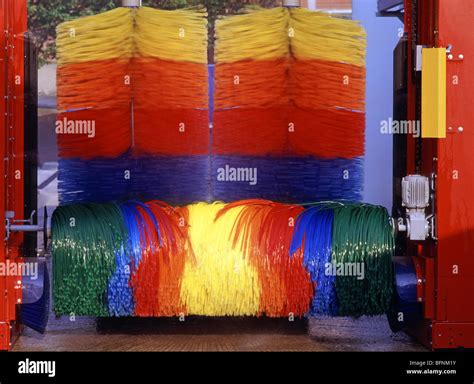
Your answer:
(28, 0), (282, 66)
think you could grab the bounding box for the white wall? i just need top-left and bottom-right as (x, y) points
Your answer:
(353, 0), (403, 210)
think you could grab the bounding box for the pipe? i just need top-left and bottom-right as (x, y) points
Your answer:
(283, 0), (301, 7)
(9, 225), (44, 232)
(122, 0), (142, 7)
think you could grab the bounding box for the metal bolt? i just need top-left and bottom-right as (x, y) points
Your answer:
(458, 127), (464, 133)
(459, 54), (464, 60)
(448, 54), (453, 60)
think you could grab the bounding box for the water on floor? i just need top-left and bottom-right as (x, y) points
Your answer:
(13, 315), (427, 352)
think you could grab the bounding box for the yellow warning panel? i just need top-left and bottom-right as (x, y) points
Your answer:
(422, 47), (446, 138)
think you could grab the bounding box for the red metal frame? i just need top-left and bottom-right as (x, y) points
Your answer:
(405, 0), (474, 349)
(0, 0), (27, 351)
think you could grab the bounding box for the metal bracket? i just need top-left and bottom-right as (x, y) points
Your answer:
(4, 208), (49, 245)
(415, 45), (423, 71)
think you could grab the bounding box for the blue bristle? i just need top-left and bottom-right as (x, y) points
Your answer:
(108, 201), (160, 316)
(58, 156), (131, 203)
(107, 204), (136, 316)
(108, 200), (171, 316)
(290, 205), (338, 316)
(208, 64), (215, 126)
(211, 156), (363, 203)
(107, 243), (134, 317)
(20, 263), (50, 334)
(134, 156), (211, 204)
(58, 155), (211, 205)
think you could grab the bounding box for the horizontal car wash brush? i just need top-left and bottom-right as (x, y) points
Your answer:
(291, 202), (394, 317)
(290, 204), (337, 316)
(52, 204), (126, 316)
(216, 200), (313, 317)
(131, 201), (190, 317)
(331, 203), (394, 316)
(180, 202), (261, 316)
(53, 201), (394, 318)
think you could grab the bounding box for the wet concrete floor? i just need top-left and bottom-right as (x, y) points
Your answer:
(14, 315), (427, 352)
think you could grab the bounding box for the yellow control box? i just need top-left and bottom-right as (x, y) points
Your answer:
(421, 47), (446, 139)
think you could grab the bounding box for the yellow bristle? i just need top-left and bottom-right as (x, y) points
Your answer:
(180, 203), (261, 316)
(56, 7), (135, 65)
(135, 7), (208, 64)
(215, 7), (289, 63)
(289, 8), (367, 66)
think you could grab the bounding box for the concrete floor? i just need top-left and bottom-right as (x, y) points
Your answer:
(13, 315), (427, 352)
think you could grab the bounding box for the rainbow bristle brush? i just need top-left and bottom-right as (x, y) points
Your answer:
(56, 6), (209, 203)
(213, 8), (366, 203)
(52, 201), (393, 318)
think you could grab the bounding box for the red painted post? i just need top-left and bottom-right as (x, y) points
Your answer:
(0, 0), (27, 351)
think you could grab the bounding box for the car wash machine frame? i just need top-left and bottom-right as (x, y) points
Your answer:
(1, 0), (473, 350)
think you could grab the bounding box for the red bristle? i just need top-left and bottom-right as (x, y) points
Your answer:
(213, 108), (289, 155)
(213, 106), (364, 158)
(132, 202), (189, 317)
(217, 200), (313, 317)
(57, 59), (132, 111)
(214, 59), (289, 109)
(288, 107), (365, 158)
(56, 108), (131, 159)
(133, 58), (209, 110)
(290, 59), (366, 112)
(133, 107), (210, 155)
